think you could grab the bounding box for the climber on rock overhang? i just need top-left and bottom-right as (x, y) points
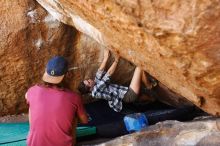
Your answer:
(78, 49), (158, 112)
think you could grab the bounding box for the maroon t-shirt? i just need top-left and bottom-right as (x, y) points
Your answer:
(26, 85), (86, 146)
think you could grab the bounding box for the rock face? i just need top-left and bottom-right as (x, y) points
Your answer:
(99, 118), (220, 146)
(0, 0), (78, 115)
(36, 0), (220, 115)
(0, 0), (136, 116)
(0, 0), (219, 116)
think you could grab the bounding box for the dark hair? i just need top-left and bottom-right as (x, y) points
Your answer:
(78, 81), (91, 94)
(41, 81), (66, 90)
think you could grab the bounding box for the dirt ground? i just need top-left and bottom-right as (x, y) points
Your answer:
(0, 113), (28, 123)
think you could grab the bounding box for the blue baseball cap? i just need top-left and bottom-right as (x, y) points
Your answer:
(42, 56), (68, 84)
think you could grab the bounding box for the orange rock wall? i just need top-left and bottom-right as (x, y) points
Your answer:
(0, 0), (136, 116)
(36, 0), (220, 115)
(0, 0), (78, 115)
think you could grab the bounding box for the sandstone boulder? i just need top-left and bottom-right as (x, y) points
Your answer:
(99, 118), (220, 146)
(0, 0), (136, 116)
(0, 0), (78, 115)
(36, 0), (220, 115)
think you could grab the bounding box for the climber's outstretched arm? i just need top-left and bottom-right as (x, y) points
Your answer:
(107, 54), (120, 76)
(98, 49), (110, 72)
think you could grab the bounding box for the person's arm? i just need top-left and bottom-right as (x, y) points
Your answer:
(106, 54), (120, 76)
(72, 118), (77, 145)
(98, 49), (110, 72)
(76, 95), (88, 124)
(25, 92), (31, 123)
(25, 93), (28, 104)
(78, 114), (88, 124)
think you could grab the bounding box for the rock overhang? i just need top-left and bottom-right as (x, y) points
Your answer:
(36, 0), (220, 115)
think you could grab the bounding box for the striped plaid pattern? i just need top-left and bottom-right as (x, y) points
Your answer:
(91, 71), (128, 112)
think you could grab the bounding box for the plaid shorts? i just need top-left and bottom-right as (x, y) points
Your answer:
(123, 88), (138, 103)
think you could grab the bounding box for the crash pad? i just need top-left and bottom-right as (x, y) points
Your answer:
(0, 122), (96, 145)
